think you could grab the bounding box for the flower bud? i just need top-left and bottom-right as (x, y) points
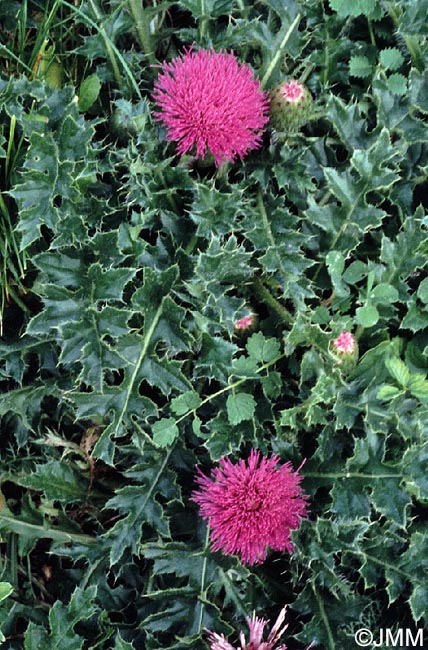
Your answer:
(333, 331), (356, 355)
(234, 313), (256, 333)
(270, 80), (313, 132)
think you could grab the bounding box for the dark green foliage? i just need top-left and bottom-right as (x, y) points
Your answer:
(0, 0), (427, 648)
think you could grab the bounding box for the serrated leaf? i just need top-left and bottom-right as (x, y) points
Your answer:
(231, 356), (259, 378)
(104, 453), (178, 564)
(385, 357), (411, 386)
(409, 584), (428, 622)
(377, 384), (402, 401)
(24, 586), (98, 650)
(152, 418), (179, 447)
(403, 445), (428, 500)
(379, 48), (404, 71)
(387, 73), (407, 96)
(407, 374), (428, 400)
(246, 332), (281, 364)
(261, 371), (282, 399)
(371, 477), (410, 526)
(226, 392), (256, 425)
(329, 0), (377, 17)
(349, 55), (373, 78)
(170, 391), (202, 416)
(114, 633), (136, 650)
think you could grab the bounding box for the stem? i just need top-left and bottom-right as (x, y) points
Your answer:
(157, 169), (178, 211)
(87, 0), (122, 86)
(200, 0), (208, 38)
(253, 277), (294, 325)
(351, 550), (421, 584)
(0, 515), (96, 545)
(312, 583), (335, 650)
(261, 14), (301, 88)
(175, 353), (287, 427)
(367, 18), (376, 47)
(115, 300), (165, 434)
(128, 0), (156, 65)
(7, 534), (18, 590)
(254, 191), (295, 322)
(5, 116), (16, 181)
(184, 234), (198, 255)
(304, 472), (403, 480)
(196, 526), (210, 634)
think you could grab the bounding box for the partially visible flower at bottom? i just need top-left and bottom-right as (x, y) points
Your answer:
(206, 606), (288, 650)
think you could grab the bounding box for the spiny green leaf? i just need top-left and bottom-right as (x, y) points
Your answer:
(326, 250), (349, 297)
(16, 461), (88, 504)
(416, 278), (428, 304)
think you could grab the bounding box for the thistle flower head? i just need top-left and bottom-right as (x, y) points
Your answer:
(333, 330), (356, 355)
(192, 450), (308, 565)
(152, 48), (269, 166)
(269, 80), (312, 132)
(206, 606), (288, 650)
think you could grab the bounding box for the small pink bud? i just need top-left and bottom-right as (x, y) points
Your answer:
(234, 314), (254, 331)
(280, 80), (305, 102)
(333, 331), (356, 355)
(270, 79), (313, 132)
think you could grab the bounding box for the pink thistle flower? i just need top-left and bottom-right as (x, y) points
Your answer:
(333, 331), (356, 355)
(152, 48), (269, 166)
(234, 314), (255, 331)
(191, 450), (308, 565)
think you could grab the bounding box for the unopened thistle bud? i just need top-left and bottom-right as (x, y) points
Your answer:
(234, 313), (256, 333)
(331, 330), (358, 368)
(333, 331), (356, 355)
(270, 80), (313, 132)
